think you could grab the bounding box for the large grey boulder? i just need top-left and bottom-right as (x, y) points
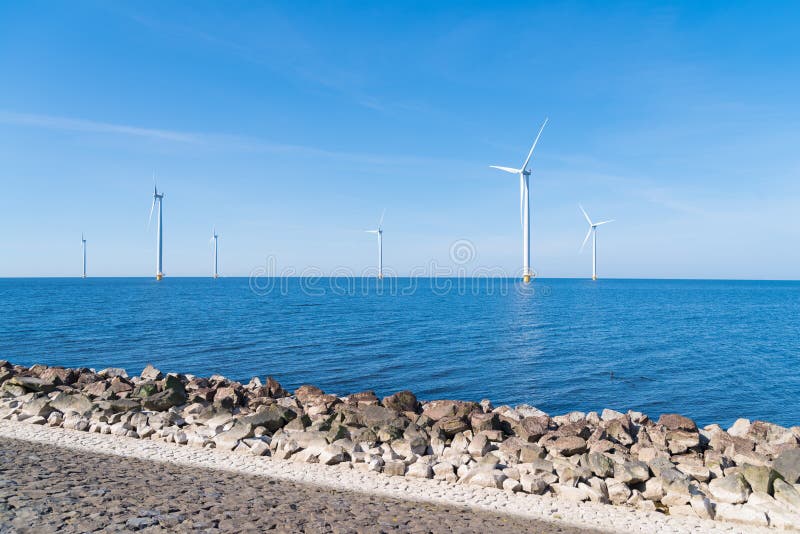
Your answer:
(21, 397), (54, 418)
(613, 461), (650, 484)
(773, 478), (800, 509)
(241, 404), (297, 433)
(714, 503), (768, 527)
(709, 473), (751, 504)
(318, 444), (348, 465)
(467, 433), (492, 457)
(774, 449), (800, 483)
(50, 392), (93, 415)
(7, 376), (54, 393)
(585, 452), (614, 478)
(739, 464), (782, 494)
(406, 462), (434, 479)
(213, 420), (254, 450)
(659, 467), (691, 494)
(459, 467), (507, 489)
(358, 404), (406, 429)
(141, 376), (186, 411)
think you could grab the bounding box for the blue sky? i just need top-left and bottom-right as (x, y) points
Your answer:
(1, 1), (798, 278)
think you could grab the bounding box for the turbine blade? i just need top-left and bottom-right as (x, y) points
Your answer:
(521, 117), (549, 171)
(519, 174), (524, 228)
(580, 227), (592, 253)
(365, 230), (379, 234)
(579, 204), (592, 226)
(489, 165), (520, 174)
(379, 208), (385, 229)
(147, 198), (155, 229)
(595, 219), (615, 226)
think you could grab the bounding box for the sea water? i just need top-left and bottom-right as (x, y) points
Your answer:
(2, 277), (798, 428)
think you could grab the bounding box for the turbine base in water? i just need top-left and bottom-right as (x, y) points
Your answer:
(523, 274), (531, 283)
(592, 275), (598, 281)
(156, 273), (164, 281)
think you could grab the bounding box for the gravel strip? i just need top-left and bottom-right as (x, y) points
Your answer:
(0, 420), (770, 533)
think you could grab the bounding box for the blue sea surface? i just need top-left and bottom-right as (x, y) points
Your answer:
(1, 277), (798, 428)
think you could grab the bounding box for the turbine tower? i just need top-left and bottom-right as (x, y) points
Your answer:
(490, 118), (548, 283)
(211, 226), (219, 279)
(148, 184), (165, 281)
(365, 209), (385, 279)
(579, 205), (614, 281)
(81, 233), (87, 279)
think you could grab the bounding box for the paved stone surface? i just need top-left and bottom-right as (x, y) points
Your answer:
(0, 437), (596, 533)
(0, 421), (773, 534)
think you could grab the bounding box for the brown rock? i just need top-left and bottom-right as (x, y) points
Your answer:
(357, 404), (407, 429)
(382, 390), (419, 413)
(470, 411), (499, 432)
(546, 436), (588, 456)
(435, 416), (469, 437)
(658, 414), (697, 432)
(516, 416), (550, 442)
(709, 431), (755, 456)
(82, 380), (109, 398)
(295, 384), (325, 404)
(213, 386), (241, 409)
(265, 376), (288, 398)
(109, 376), (133, 394)
(422, 400), (478, 421)
(140, 363), (163, 381)
(345, 390), (379, 406)
(39, 367), (78, 386)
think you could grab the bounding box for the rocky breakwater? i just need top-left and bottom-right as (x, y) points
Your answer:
(1, 360), (800, 531)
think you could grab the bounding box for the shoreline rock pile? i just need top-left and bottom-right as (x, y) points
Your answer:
(2, 360), (799, 530)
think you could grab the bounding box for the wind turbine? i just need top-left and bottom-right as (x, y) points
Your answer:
(211, 226), (219, 279)
(365, 210), (385, 279)
(81, 233), (87, 279)
(490, 118), (548, 283)
(579, 205), (614, 281)
(148, 183), (165, 281)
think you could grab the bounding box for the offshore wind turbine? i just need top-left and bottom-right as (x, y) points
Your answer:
(365, 210), (385, 279)
(81, 233), (87, 279)
(579, 205), (614, 281)
(211, 226), (219, 279)
(148, 184), (165, 281)
(490, 118), (548, 283)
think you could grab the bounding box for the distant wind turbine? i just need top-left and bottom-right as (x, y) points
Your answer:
(579, 205), (614, 281)
(81, 233), (87, 279)
(211, 226), (219, 279)
(490, 118), (549, 283)
(365, 209), (385, 279)
(148, 182), (165, 281)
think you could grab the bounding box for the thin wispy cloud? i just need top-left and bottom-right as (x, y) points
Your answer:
(0, 111), (200, 143)
(0, 110), (466, 169)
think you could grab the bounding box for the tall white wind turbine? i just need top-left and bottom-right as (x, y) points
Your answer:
(365, 209), (385, 279)
(211, 226), (219, 279)
(490, 118), (549, 283)
(579, 205), (614, 281)
(81, 233), (87, 279)
(148, 184), (165, 281)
